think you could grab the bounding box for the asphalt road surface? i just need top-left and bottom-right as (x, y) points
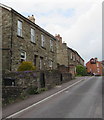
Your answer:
(8, 76), (102, 118)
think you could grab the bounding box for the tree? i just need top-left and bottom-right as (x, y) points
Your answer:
(76, 65), (87, 76)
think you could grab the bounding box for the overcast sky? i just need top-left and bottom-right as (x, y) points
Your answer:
(1, 0), (103, 63)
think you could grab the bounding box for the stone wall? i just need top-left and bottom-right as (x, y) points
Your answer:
(2, 7), (12, 71)
(2, 70), (72, 105)
(2, 86), (23, 105)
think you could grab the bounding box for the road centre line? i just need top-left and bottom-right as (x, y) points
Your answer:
(6, 77), (93, 119)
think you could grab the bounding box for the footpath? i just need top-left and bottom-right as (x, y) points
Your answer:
(2, 76), (90, 119)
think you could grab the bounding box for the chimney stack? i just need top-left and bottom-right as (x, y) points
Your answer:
(28, 15), (35, 23)
(95, 57), (98, 62)
(55, 34), (62, 43)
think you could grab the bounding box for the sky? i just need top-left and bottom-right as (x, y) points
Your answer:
(1, 0), (103, 64)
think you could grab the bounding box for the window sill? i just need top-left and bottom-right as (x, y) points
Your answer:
(50, 50), (54, 53)
(17, 35), (24, 39)
(41, 46), (46, 50)
(30, 41), (36, 45)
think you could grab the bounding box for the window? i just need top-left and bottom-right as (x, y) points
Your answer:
(40, 57), (43, 69)
(34, 55), (38, 66)
(97, 63), (99, 67)
(41, 34), (45, 47)
(49, 60), (53, 68)
(20, 51), (26, 62)
(17, 20), (22, 37)
(31, 28), (35, 43)
(97, 68), (100, 73)
(73, 55), (75, 61)
(71, 53), (73, 60)
(50, 39), (53, 51)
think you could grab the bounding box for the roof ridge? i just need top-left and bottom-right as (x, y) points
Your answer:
(0, 3), (11, 11)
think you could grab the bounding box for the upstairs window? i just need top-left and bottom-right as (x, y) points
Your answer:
(73, 55), (75, 61)
(17, 20), (22, 37)
(41, 34), (45, 47)
(71, 53), (73, 60)
(50, 39), (53, 51)
(31, 28), (35, 43)
(20, 51), (26, 62)
(97, 63), (99, 67)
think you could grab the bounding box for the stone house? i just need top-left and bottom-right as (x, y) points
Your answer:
(67, 47), (84, 76)
(0, 4), (57, 72)
(55, 34), (84, 76)
(55, 34), (68, 67)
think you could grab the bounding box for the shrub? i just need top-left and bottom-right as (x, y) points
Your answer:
(35, 88), (48, 94)
(17, 61), (36, 71)
(76, 65), (87, 76)
(27, 87), (47, 95)
(27, 86), (38, 95)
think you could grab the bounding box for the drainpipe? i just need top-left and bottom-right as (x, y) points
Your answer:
(10, 9), (13, 71)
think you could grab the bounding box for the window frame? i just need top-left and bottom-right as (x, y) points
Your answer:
(49, 60), (53, 68)
(17, 20), (22, 37)
(50, 39), (54, 52)
(70, 53), (73, 60)
(41, 34), (45, 47)
(20, 50), (26, 62)
(31, 28), (35, 43)
(40, 57), (43, 69)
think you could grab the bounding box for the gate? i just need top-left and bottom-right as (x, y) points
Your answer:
(40, 73), (45, 88)
(60, 74), (63, 82)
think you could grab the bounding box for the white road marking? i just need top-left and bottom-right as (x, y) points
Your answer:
(6, 77), (93, 118)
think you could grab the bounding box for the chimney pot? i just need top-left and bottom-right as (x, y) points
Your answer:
(28, 15), (35, 23)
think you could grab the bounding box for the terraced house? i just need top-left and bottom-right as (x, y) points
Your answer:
(55, 34), (84, 77)
(1, 4), (57, 72)
(1, 4), (84, 75)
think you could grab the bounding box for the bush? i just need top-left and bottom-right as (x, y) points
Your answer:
(35, 88), (48, 94)
(17, 61), (36, 71)
(27, 87), (47, 95)
(76, 65), (87, 76)
(27, 86), (38, 95)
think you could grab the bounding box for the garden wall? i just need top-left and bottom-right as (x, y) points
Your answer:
(2, 70), (72, 105)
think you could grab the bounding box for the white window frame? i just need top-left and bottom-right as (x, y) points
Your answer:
(31, 28), (35, 43)
(50, 39), (53, 51)
(41, 34), (45, 47)
(17, 20), (22, 37)
(20, 51), (26, 62)
(73, 55), (75, 61)
(71, 53), (73, 60)
(40, 57), (43, 69)
(49, 60), (53, 68)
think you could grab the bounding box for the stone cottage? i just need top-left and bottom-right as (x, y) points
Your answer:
(0, 4), (57, 72)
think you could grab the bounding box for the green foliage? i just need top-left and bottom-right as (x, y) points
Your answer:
(27, 86), (38, 95)
(17, 61), (36, 71)
(27, 86), (47, 95)
(35, 88), (48, 94)
(76, 65), (87, 76)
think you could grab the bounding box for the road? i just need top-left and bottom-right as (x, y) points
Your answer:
(7, 76), (102, 118)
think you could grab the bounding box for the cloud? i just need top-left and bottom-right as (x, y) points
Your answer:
(1, 0), (103, 63)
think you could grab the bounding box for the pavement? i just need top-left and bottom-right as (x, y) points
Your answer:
(2, 76), (95, 119)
